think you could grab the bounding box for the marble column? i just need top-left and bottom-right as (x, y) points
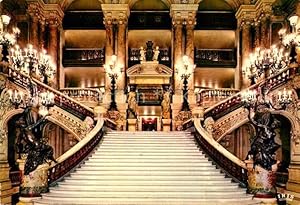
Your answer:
(185, 23), (195, 91)
(241, 23), (252, 88)
(39, 20), (46, 51)
(254, 21), (261, 48)
(173, 20), (183, 93)
(49, 22), (59, 88)
(260, 16), (270, 49)
(30, 16), (39, 49)
(117, 20), (126, 90)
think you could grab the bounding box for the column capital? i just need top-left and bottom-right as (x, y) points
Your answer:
(101, 4), (130, 25)
(170, 4), (198, 26)
(26, 0), (44, 21)
(235, 4), (256, 28)
(255, 0), (276, 20)
(44, 4), (64, 27)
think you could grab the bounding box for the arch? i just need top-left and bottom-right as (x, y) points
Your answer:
(60, 0), (104, 11)
(129, 0), (171, 8)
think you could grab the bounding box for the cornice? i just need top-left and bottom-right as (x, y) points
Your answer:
(101, 4), (130, 24)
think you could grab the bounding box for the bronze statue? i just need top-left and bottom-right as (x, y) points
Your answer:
(16, 107), (56, 175)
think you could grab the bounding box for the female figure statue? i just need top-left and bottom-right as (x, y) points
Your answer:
(161, 90), (171, 119)
(127, 91), (138, 119)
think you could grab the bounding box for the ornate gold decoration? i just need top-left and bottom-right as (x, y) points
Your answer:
(213, 108), (249, 141)
(49, 107), (93, 140)
(105, 110), (126, 130)
(174, 110), (192, 130)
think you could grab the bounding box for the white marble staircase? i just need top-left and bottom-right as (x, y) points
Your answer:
(34, 131), (255, 205)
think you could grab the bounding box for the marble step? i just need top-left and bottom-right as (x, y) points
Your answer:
(46, 190), (247, 197)
(72, 170), (222, 176)
(88, 155), (206, 159)
(91, 152), (204, 156)
(58, 180), (233, 186)
(83, 161), (214, 167)
(86, 158), (210, 163)
(51, 185), (241, 192)
(67, 175), (226, 180)
(79, 165), (216, 171)
(34, 197), (255, 205)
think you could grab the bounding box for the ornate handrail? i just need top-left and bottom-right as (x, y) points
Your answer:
(105, 118), (117, 130)
(196, 88), (239, 107)
(194, 48), (237, 67)
(9, 170), (21, 187)
(204, 67), (292, 121)
(193, 118), (248, 186)
(8, 69), (94, 120)
(47, 119), (104, 185)
(60, 87), (103, 105)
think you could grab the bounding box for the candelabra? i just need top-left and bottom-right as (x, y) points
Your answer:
(244, 45), (289, 85)
(0, 0), (20, 63)
(178, 55), (195, 111)
(105, 55), (122, 111)
(38, 91), (55, 116)
(278, 14), (300, 74)
(10, 44), (55, 85)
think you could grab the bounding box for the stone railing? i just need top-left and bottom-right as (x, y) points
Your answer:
(184, 119), (248, 186)
(48, 119), (108, 185)
(63, 48), (105, 67)
(8, 69), (94, 121)
(194, 48), (237, 67)
(196, 88), (239, 108)
(204, 67), (292, 121)
(60, 87), (103, 107)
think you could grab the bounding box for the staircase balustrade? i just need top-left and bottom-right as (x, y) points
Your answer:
(204, 67), (292, 121)
(186, 119), (248, 186)
(47, 119), (115, 185)
(60, 88), (103, 105)
(196, 88), (239, 107)
(8, 69), (94, 120)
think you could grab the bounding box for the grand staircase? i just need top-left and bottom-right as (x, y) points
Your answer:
(34, 131), (254, 205)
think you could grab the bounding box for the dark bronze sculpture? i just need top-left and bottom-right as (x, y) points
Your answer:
(247, 103), (281, 171)
(16, 107), (56, 175)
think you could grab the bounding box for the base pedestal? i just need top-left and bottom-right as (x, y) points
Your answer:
(162, 119), (172, 131)
(17, 196), (42, 205)
(127, 119), (137, 131)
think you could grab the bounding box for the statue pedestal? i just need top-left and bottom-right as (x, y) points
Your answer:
(17, 197), (42, 205)
(18, 163), (49, 202)
(127, 119), (137, 131)
(245, 160), (277, 200)
(162, 119), (172, 131)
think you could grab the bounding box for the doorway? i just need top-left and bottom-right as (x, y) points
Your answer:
(142, 118), (157, 131)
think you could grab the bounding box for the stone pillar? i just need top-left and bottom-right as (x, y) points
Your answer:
(241, 23), (252, 87)
(254, 21), (261, 48)
(103, 18), (115, 94)
(170, 4), (198, 119)
(172, 19), (183, 94)
(49, 22), (59, 88)
(260, 16), (270, 48)
(101, 4), (130, 119)
(117, 20), (127, 90)
(185, 18), (196, 109)
(235, 5), (255, 89)
(30, 16), (39, 49)
(39, 20), (46, 50)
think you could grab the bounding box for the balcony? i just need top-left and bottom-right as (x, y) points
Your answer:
(128, 48), (171, 67)
(194, 48), (237, 68)
(63, 48), (105, 67)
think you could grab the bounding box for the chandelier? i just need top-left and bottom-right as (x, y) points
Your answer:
(244, 45), (290, 85)
(10, 44), (56, 84)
